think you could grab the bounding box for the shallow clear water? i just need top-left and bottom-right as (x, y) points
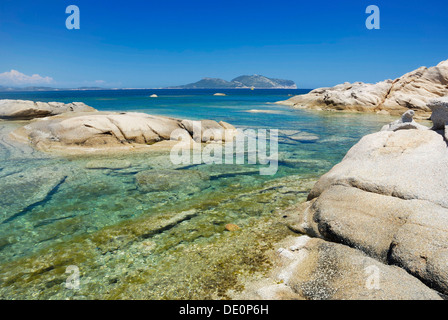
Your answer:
(0, 89), (395, 299)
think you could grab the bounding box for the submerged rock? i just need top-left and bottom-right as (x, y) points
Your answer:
(85, 160), (132, 170)
(0, 167), (67, 224)
(135, 169), (210, 192)
(278, 130), (319, 143)
(225, 223), (240, 231)
(0, 99), (96, 120)
(278, 59), (448, 116)
(181, 119), (237, 143)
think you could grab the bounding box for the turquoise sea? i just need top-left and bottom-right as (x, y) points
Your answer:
(0, 89), (394, 299)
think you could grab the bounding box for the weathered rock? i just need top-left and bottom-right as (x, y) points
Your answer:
(240, 237), (441, 300)
(384, 61), (448, 114)
(283, 128), (448, 295)
(240, 83), (448, 300)
(218, 121), (235, 130)
(181, 119), (237, 143)
(11, 112), (237, 153)
(135, 169), (210, 192)
(278, 59), (448, 116)
(381, 110), (429, 131)
(308, 129), (448, 208)
(428, 97), (448, 130)
(287, 185), (448, 282)
(0, 99), (96, 120)
(279, 81), (393, 112)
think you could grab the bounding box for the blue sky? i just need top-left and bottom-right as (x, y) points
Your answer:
(0, 0), (447, 88)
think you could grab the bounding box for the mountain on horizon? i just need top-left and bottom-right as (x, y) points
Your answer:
(168, 75), (297, 89)
(0, 74), (297, 91)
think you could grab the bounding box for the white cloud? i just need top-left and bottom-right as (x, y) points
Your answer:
(0, 69), (53, 86)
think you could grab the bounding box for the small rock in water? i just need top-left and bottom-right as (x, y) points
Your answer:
(225, 223), (240, 231)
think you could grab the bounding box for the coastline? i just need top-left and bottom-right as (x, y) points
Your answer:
(237, 99), (448, 299)
(0, 96), (324, 299)
(2, 94), (443, 300)
(276, 59), (448, 119)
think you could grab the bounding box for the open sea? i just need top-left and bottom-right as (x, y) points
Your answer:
(0, 89), (395, 299)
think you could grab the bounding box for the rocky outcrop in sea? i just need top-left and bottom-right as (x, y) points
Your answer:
(7, 109), (236, 154)
(0, 99), (96, 120)
(277, 59), (448, 117)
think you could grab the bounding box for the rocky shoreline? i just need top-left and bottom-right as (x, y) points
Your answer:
(277, 59), (448, 117)
(2, 95), (448, 299)
(0, 99), (237, 155)
(0, 99), (96, 120)
(238, 97), (448, 300)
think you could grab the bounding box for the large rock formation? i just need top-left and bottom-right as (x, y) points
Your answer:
(278, 59), (448, 116)
(10, 111), (237, 153)
(0, 99), (96, 120)
(240, 98), (448, 299)
(237, 236), (442, 300)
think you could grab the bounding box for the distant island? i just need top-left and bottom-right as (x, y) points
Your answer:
(0, 75), (297, 92)
(167, 75), (297, 89)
